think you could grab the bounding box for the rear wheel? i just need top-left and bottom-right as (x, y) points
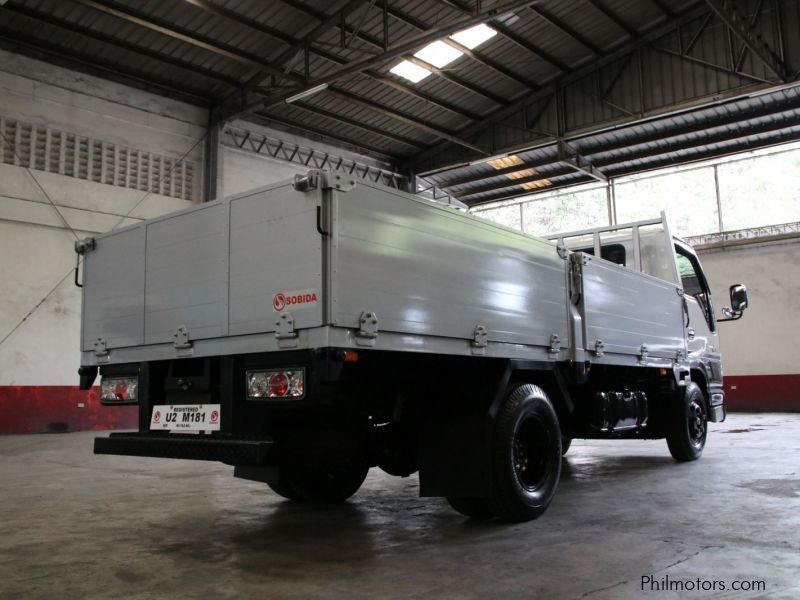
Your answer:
(666, 382), (707, 462)
(446, 496), (494, 520)
(490, 383), (562, 522)
(284, 460), (369, 503)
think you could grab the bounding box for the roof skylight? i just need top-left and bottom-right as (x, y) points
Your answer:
(390, 60), (432, 83)
(414, 40), (464, 68)
(449, 24), (498, 50)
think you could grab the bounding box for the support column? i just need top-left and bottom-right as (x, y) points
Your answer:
(203, 121), (224, 202)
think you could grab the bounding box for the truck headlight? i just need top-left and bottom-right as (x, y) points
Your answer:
(100, 376), (138, 403)
(246, 369), (305, 399)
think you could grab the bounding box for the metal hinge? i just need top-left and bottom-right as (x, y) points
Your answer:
(594, 339), (605, 357)
(569, 253), (585, 305)
(173, 326), (192, 349)
(93, 337), (108, 358)
(639, 344), (649, 364)
(293, 171), (319, 192)
(356, 311), (378, 346)
(275, 313), (297, 339)
(321, 171), (357, 192)
(74, 237), (96, 255)
(471, 325), (488, 354)
(549, 334), (561, 354)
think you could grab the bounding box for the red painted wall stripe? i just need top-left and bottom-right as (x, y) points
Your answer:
(0, 386), (137, 435)
(0, 375), (796, 435)
(724, 374), (800, 412)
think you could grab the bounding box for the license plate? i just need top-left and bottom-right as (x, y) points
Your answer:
(150, 404), (221, 431)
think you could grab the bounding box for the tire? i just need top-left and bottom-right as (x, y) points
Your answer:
(446, 497), (494, 520)
(267, 471), (304, 502)
(284, 460), (369, 503)
(491, 383), (562, 522)
(666, 382), (708, 462)
(561, 436), (572, 456)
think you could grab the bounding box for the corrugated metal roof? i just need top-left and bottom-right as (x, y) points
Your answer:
(0, 0), (797, 183)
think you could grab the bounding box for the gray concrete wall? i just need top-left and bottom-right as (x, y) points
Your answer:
(0, 50), (205, 386)
(699, 237), (800, 377)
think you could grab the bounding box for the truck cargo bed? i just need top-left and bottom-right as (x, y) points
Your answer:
(79, 170), (684, 369)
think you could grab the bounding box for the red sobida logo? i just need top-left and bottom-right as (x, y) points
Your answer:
(273, 291), (318, 311)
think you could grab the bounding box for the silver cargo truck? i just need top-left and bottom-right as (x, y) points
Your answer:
(80, 170), (748, 521)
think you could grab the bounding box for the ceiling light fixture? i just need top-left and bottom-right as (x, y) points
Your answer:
(285, 83), (329, 104)
(414, 40), (464, 68)
(390, 60), (433, 83)
(449, 24), (498, 50)
(487, 155), (523, 169)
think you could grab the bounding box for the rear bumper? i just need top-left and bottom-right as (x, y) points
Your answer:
(94, 433), (273, 465)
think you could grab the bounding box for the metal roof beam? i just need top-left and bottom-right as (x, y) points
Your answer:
(453, 167), (573, 200)
(412, 4), (716, 174)
(432, 0), (570, 73)
(4, 3), (241, 88)
(72, 0), (482, 151)
(184, 0), (481, 121)
(381, 1), (541, 90)
(467, 175), (592, 206)
(226, 0), (537, 119)
(703, 0), (787, 81)
(558, 141), (607, 181)
(437, 157), (557, 188)
(525, 5), (603, 55)
(250, 111), (402, 160)
(594, 113), (800, 168)
(289, 102), (425, 149)
(585, 0), (638, 39)
(402, 55), (509, 106)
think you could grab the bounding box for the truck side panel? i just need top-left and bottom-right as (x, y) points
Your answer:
(82, 226), (146, 351)
(331, 184), (569, 350)
(144, 203), (229, 344)
(228, 183), (323, 335)
(580, 254), (686, 360)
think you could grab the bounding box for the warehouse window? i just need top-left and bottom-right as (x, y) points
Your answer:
(471, 141), (800, 240)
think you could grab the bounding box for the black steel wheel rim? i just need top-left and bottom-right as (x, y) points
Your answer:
(688, 398), (707, 448)
(512, 416), (550, 491)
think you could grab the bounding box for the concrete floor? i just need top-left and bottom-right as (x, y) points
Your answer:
(0, 413), (798, 600)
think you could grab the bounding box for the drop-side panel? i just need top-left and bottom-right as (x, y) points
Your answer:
(228, 183), (323, 335)
(81, 226), (146, 350)
(144, 204), (228, 344)
(581, 255), (685, 359)
(332, 183), (569, 348)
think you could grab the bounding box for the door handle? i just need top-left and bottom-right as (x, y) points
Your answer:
(687, 328), (696, 341)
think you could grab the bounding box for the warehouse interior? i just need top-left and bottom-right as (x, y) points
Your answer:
(1, 0), (799, 597)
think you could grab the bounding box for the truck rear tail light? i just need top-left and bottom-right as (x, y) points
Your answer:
(246, 369), (305, 399)
(100, 376), (138, 403)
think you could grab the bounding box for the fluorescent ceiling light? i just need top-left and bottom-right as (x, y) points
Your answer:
(414, 40), (463, 68)
(506, 168), (538, 180)
(520, 179), (552, 190)
(285, 83), (328, 104)
(487, 155), (523, 169)
(450, 24), (498, 50)
(390, 60), (432, 83)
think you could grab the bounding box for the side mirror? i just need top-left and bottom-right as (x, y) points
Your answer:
(730, 284), (748, 312)
(719, 283), (748, 322)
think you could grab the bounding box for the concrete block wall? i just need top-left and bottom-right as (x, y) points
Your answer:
(699, 237), (800, 411)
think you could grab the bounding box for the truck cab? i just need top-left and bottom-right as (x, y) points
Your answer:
(548, 212), (745, 423)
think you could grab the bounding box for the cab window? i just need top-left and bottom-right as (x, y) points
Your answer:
(675, 245), (715, 331)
